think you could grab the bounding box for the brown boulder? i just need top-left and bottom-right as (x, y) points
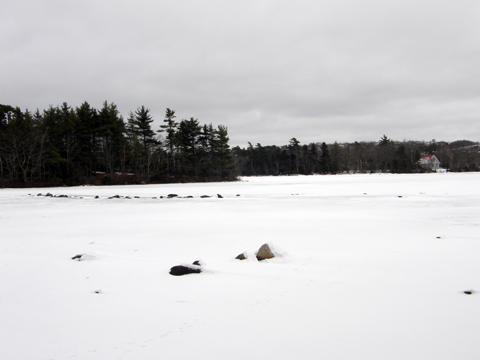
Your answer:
(256, 243), (275, 261)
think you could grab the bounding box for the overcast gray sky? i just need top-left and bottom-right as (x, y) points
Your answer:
(2, 0), (479, 147)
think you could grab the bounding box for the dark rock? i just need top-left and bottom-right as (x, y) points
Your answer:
(235, 252), (247, 260)
(201, 195), (211, 198)
(192, 260), (202, 266)
(45, 193), (53, 197)
(464, 290), (474, 295)
(134, 196), (140, 198)
(58, 195), (68, 198)
(169, 265), (202, 276)
(236, 194), (241, 197)
(217, 194), (223, 198)
(256, 243), (275, 261)
(167, 194), (178, 198)
(72, 253), (95, 261)
(184, 196), (194, 198)
(95, 196), (100, 199)
(37, 193), (42, 196)
(109, 195), (121, 199)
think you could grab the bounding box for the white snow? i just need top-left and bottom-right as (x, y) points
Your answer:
(1, 173), (479, 359)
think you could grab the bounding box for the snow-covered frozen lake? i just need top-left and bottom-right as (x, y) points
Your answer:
(1, 173), (479, 359)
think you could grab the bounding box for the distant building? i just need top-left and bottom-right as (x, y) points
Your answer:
(419, 155), (441, 171)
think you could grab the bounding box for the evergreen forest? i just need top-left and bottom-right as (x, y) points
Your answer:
(0, 102), (235, 187)
(1, 102), (479, 188)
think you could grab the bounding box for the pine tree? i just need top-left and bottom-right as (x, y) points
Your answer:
(127, 106), (156, 154)
(127, 106), (156, 179)
(319, 142), (331, 174)
(377, 135), (395, 172)
(212, 125), (235, 179)
(74, 102), (99, 180)
(176, 118), (201, 176)
(158, 108), (178, 174)
(288, 137), (301, 174)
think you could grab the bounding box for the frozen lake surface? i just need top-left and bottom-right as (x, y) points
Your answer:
(1, 173), (479, 359)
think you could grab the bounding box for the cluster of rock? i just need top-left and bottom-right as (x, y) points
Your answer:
(35, 193), (238, 199)
(170, 243), (277, 277)
(35, 193), (69, 197)
(236, 243), (276, 261)
(165, 194), (226, 199)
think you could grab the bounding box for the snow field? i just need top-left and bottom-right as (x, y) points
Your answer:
(1, 173), (479, 359)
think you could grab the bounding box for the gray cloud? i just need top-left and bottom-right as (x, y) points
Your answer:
(2, 0), (479, 146)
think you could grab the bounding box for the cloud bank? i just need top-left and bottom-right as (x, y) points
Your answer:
(2, 0), (479, 146)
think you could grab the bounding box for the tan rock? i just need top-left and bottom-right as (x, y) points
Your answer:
(256, 243), (275, 261)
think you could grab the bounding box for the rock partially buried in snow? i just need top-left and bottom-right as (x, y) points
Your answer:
(169, 264), (202, 276)
(256, 243), (275, 261)
(71, 253), (95, 261)
(235, 252), (247, 260)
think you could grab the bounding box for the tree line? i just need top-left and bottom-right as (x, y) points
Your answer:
(0, 102), (236, 187)
(232, 135), (480, 176)
(1, 101), (479, 187)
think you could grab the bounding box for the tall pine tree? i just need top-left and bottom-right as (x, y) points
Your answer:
(158, 108), (178, 175)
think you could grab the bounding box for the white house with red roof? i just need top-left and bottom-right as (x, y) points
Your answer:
(419, 155), (441, 171)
